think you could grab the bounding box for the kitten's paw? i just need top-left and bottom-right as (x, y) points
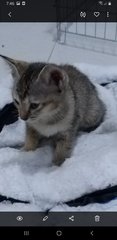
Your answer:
(53, 157), (65, 166)
(20, 146), (28, 151)
(20, 145), (37, 151)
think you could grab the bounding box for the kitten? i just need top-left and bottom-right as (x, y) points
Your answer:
(0, 55), (106, 166)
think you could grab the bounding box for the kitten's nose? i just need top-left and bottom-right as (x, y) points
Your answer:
(20, 115), (28, 121)
(19, 111), (29, 121)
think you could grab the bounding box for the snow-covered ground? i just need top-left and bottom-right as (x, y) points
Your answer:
(0, 23), (117, 66)
(0, 23), (117, 212)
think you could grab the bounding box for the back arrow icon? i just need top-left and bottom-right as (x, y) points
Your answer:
(8, 12), (12, 18)
(90, 231), (94, 236)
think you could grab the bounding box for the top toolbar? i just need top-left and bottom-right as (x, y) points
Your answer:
(0, 0), (117, 22)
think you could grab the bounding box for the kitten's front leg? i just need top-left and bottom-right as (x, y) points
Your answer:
(53, 132), (73, 166)
(23, 124), (39, 151)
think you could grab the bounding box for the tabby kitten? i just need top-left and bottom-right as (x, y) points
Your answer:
(0, 55), (105, 166)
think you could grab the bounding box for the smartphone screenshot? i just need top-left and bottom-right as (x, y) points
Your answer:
(0, 0), (117, 239)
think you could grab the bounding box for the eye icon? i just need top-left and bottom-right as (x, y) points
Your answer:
(16, 216), (23, 221)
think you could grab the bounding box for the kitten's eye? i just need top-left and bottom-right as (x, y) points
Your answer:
(30, 103), (39, 109)
(14, 99), (19, 105)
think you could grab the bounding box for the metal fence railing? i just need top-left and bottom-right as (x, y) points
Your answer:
(56, 22), (117, 56)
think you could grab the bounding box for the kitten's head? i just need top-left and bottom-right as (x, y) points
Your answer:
(0, 55), (69, 122)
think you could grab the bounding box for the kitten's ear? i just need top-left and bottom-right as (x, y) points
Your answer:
(0, 55), (28, 80)
(39, 65), (69, 92)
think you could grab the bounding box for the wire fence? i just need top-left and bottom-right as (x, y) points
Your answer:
(57, 22), (117, 56)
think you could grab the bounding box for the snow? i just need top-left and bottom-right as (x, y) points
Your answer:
(0, 23), (56, 62)
(0, 23), (117, 212)
(0, 23), (117, 66)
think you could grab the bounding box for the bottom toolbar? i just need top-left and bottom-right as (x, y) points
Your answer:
(0, 212), (117, 226)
